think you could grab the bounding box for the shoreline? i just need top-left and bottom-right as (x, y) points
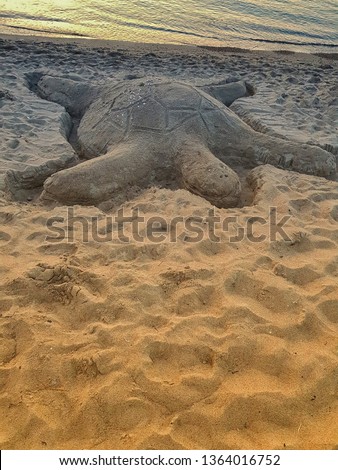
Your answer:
(1, 32), (337, 61)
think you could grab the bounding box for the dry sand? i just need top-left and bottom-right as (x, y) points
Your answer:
(0, 35), (337, 450)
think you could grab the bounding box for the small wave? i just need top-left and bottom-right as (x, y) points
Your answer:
(0, 12), (66, 23)
(242, 37), (338, 48)
(118, 20), (220, 41)
(0, 24), (90, 38)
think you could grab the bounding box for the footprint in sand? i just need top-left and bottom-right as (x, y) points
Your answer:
(317, 300), (338, 330)
(0, 231), (11, 243)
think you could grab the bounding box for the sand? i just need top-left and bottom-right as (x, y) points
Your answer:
(0, 35), (337, 450)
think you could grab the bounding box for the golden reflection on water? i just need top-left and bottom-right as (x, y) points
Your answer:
(0, 0), (336, 49)
(0, 1), (199, 45)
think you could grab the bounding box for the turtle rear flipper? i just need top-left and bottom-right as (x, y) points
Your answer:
(176, 142), (241, 208)
(200, 80), (255, 107)
(36, 76), (99, 117)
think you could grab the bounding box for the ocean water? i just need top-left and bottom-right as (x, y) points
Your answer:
(0, 0), (337, 52)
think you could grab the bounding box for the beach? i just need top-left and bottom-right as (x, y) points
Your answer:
(0, 35), (337, 450)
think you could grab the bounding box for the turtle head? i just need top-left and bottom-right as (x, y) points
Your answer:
(177, 142), (241, 208)
(185, 162), (241, 208)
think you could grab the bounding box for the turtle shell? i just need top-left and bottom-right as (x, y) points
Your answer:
(77, 79), (232, 158)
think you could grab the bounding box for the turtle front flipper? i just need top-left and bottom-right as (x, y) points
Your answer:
(247, 134), (336, 177)
(40, 141), (158, 206)
(175, 142), (241, 208)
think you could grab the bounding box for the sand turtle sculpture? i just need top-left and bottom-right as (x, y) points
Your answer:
(36, 76), (336, 208)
